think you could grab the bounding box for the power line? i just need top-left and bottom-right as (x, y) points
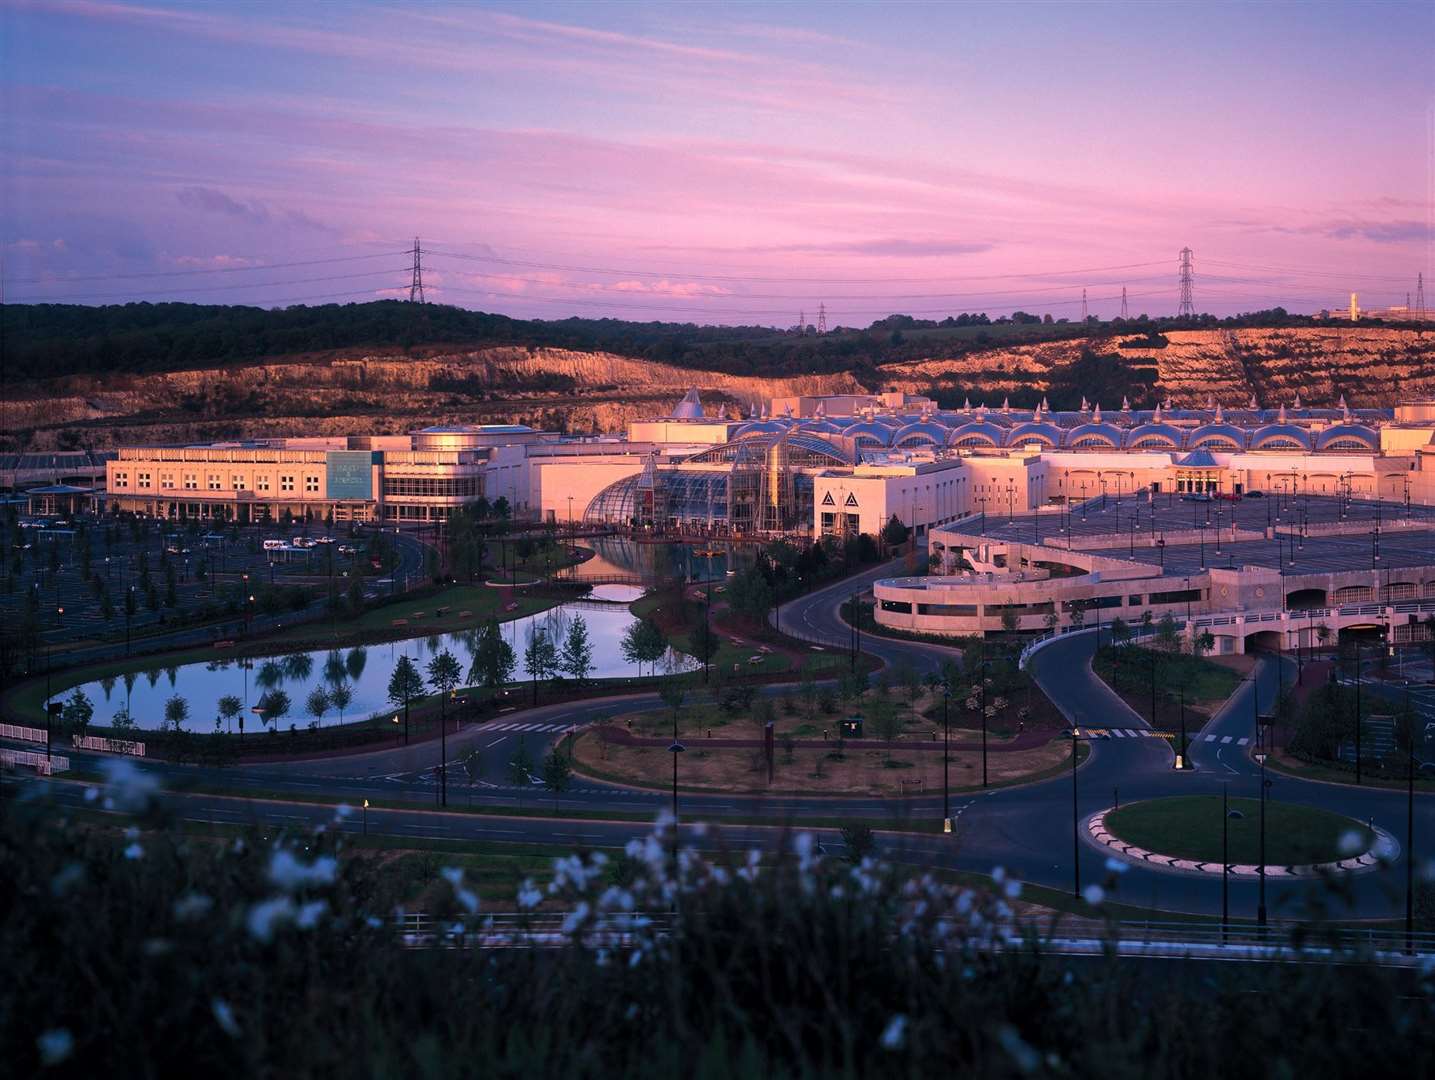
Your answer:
(423, 246), (1170, 285)
(5, 250), (409, 285)
(6, 268), (410, 304)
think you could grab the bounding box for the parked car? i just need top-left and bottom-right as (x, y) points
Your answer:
(1245, 490), (1264, 498)
(1181, 493), (1212, 502)
(337, 544), (357, 556)
(262, 539), (286, 551)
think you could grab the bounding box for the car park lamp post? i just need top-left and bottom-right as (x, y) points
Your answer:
(363, 798), (369, 837)
(1223, 784), (1232, 941)
(941, 678), (952, 833)
(1405, 680), (1416, 954)
(1253, 750), (1270, 928)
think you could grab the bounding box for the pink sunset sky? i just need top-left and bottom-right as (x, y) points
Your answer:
(1, 0), (1431, 323)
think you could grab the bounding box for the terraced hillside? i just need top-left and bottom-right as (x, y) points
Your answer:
(6, 347), (864, 450)
(878, 327), (1435, 407)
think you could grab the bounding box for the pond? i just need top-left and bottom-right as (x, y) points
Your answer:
(72, 601), (695, 733)
(567, 536), (758, 587)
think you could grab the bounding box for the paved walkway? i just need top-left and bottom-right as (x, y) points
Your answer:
(593, 723), (1053, 754)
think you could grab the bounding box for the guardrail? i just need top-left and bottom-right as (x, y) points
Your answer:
(0, 723), (46, 745)
(1, 748), (69, 775)
(73, 734), (146, 757)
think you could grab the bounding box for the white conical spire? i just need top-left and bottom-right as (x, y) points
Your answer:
(1040, 395), (1051, 414)
(1206, 393), (1216, 410)
(814, 400), (826, 418)
(1002, 396), (1011, 413)
(1277, 404), (1287, 423)
(1293, 393), (1302, 409)
(1249, 394), (1258, 409)
(962, 397), (972, 413)
(1121, 395), (1131, 411)
(1214, 402), (1223, 422)
(1338, 394), (1349, 419)
(1092, 403), (1102, 422)
(1152, 402), (1162, 422)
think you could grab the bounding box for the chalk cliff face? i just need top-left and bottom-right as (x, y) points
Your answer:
(8, 347), (866, 449)
(878, 328), (1435, 406)
(9, 328), (1433, 451)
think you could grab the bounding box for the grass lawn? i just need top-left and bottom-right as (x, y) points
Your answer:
(1104, 795), (1372, 866)
(264, 583), (562, 645)
(1094, 645), (1243, 718)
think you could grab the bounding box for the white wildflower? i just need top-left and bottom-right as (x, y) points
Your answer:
(267, 849), (337, 892)
(365, 916), (384, 930)
(37, 1028), (73, 1066)
(124, 826), (140, 839)
(1082, 884), (1105, 907)
(441, 868), (480, 915)
(561, 901), (591, 934)
(123, 842), (144, 860)
(212, 999), (241, 1038)
(737, 849), (762, 883)
(334, 803), (353, 819)
(1003, 878), (1023, 900)
(516, 879), (543, 910)
(997, 1024), (1041, 1073)
(100, 758), (160, 812)
(1104, 857), (1129, 875)
(173, 892), (213, 921)
(879, 1014), (908, 1051)
(83, 786), (99, 803)
(295, 899), (328, 929)
(50, 863), (84, 897)
(598, 886), (634, 912)
(991, 866), (1006, 884)
(1338, 830), (1366, 856)
(246, 896), (296, 942)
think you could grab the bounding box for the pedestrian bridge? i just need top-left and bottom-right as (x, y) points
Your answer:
(1188, 599), (1435, 655)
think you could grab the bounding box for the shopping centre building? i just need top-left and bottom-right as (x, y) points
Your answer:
(96, 391), (1435, 542)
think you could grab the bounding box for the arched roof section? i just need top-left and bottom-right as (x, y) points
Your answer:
(583, 474), (640, 524)
(686, 432), (855, 467)
(1314, 424), (1378, 451)
(1003, 421), (1063, 448)
(795, 419), (843, 436)
(1188, 424), (1248, 450)
(1063, 422), (1123, 449)
(944, 421), (1005, 448)
(731, 420), (790, 440)
(845, 421), (896, 448)
(1249, 424), (1314, 451)
(1124, 422), (1185, 450)
(891, 420), (950, 448)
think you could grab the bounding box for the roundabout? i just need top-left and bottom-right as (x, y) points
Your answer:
(1089, 795), (1396, 877)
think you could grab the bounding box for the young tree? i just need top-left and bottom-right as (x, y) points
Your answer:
(868, 694), (902, 760)
(559, 615), (594, 685)
(61, 688), (94, 738)
(881, 514), (909, 548)
(217, 693), (243, 734)
(329, 682), (353, 725)
(690, 613), (720, 683)
(542, 748), (573, 814)
(1193, 629), (1216, 659)
(387, 655), (424, 744)
(725, 567), (773, 625)
(164, 695), (190, 733)
(621, 617), (668, 678)
(659, 677), (687, 734)
(1155, 613), (1181, 653)
(507, 736), (535, 805)
(427, 649), (464, 730)
(469, 618), (517, 688)
(258, 689), (291, 730)
(305, 685), (331, 728)
(524, 627), (558, 705)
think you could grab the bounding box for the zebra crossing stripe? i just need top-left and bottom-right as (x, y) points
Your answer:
(1238, 737), (1249, 746)
(1204, 734), (1217, 742)
(1221, 736), (1233, 744)
(1111, 729), (1126, 738)
(1136, 730), (1150, 738)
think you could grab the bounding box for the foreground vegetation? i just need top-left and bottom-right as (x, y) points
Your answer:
(5, 768), (1435, 1077)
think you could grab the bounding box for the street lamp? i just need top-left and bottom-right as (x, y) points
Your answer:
(1253, 750), (1270, 928)
(1071, 723), (1087, 899)
(362, 798), (369, 837)
(940, 678), (952, 832)
(1404, 681), (1417, 954)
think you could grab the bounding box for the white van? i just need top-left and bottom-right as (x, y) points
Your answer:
(262, 539), (285, 552)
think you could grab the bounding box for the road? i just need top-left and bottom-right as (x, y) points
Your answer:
(13, 553), (1434, 922)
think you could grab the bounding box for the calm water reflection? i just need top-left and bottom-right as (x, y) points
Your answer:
(79, 601), (693, 733)
(566, 536), (757, 585)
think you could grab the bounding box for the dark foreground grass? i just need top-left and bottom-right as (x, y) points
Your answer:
(5, 781), (1435, 1078)
(1104, 795), (1372, 865)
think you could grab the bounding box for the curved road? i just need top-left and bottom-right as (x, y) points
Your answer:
(17, 555), (1433, 921)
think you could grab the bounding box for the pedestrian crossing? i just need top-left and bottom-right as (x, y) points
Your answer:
(485, 721), (574, 734)
(1200, 733), (1250, 746)
(1109, 728), (1153, 738)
